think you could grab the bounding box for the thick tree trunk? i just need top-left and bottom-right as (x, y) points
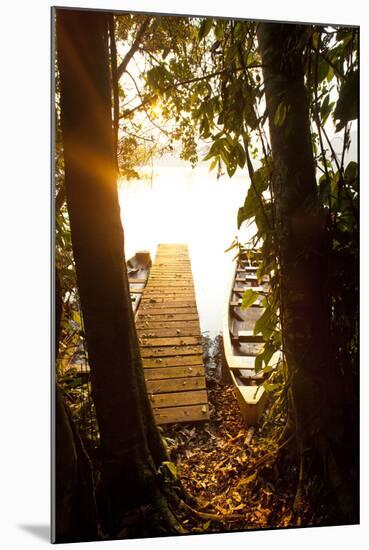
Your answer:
(54, 270), (99, 542)
(257, 23), (357, 521)
(257, 22), (328, 437)
(56, 8), (168, 533)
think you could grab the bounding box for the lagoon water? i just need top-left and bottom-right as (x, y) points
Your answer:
(119, 163), (254, 336)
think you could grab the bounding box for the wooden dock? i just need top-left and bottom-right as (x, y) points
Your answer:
(135, 244), (210, 425)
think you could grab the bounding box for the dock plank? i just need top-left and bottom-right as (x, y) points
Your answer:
(138, 315), (198, 323)
(139, 336), (201, 347)
(144, 365), (204, 380)
(135, 244), (209, 425)
(149, 389), (208, 408)
(153, 404), (209, 424)
(146, 377), (206, 393)
(140, 345), (203, 358)
(138, 327), (201, 338)
(142, 354), (204, 368)
(136, 320), (200, 330)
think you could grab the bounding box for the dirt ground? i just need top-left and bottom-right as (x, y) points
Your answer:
(162, 380), (340, 534)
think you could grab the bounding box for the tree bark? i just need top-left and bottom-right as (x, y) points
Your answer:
(257, 22), (357, 521)
(257, 23), (328, 432)
(54, 270), (99, 542)
(56, 8), (168, 533)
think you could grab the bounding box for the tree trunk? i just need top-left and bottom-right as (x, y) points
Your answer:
(257, 22), (357, 522)
(257, 22), (328, 435)
(54, 270), (99, 542)
(56, 8), (168, 533)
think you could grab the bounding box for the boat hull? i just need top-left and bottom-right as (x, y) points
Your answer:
(222, 250), (269, 425)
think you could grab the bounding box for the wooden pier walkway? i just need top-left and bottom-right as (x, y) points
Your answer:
(135, 244), (210, 425)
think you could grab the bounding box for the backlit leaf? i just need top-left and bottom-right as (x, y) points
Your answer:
(241, 289), (259, 309)
(334, 69), (358, 131)
(199, 18), (213, 41)
(162, 461), (177, 479)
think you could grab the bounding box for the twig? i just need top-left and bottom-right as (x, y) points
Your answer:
(321, 125), (344, 178)
(119, 64), (263, 119)
(117, 17), (152, 80)
(312, 32), (332, 216)
(242, 133), (272, 231)
(125, 70), (171, 138)
(120, 126), (154, 143)
(311, 46), (347, 82)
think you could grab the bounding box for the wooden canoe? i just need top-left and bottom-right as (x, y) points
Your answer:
(222, 248), (279, 425)
(63, 251), (152, 375)
(127, 250), (152, 317)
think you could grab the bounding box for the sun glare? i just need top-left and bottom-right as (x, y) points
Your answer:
(151, 101), (163, 118)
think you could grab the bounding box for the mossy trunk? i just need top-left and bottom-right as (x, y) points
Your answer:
(56, 8), (168, 534)
(257, 23), (357, 521)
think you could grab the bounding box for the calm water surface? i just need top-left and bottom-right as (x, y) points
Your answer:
(119, 164), (254, 335)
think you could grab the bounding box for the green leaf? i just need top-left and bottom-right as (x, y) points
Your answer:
(226, 43), (238, 65)
(237, 191), (258, 228)
(319, 174), (330, 203)
(341, 31), (353, 48)
(254, 306), (273, 337)
(161, 461), (177, 479)
(253, 167), (269, 194)
(263, 346), (275, 367)
(241, 289), (259, 309)
(203, 141), (219, 161)
(320, 94), (330, 120)
(262, 364), (275, 374)
(263, 382), (280, 393)
(209, 157), (218, 172)
(226, 162), (237, 178)
(214, 21), (225, 40)
(317, 60), (329, 83)
(274, 102), (288, 127)
(344, 161), (358, 185)
(72, 311), (81, 324)
(255, 354), (263, 373)
(199, 18), (213, 41)
(224, 240), (238, 253)
(327, 64), (335, 83)
(312, 31), (319, 49)
(334, 70), (358, 131)
(234, 142), (246, 168)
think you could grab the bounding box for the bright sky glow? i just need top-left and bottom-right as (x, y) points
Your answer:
(119, 162), (254, 335)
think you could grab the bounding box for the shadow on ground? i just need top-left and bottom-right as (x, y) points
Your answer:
(18, 524), (50, 543)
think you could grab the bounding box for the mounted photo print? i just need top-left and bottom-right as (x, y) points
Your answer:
(52, 5), (359, 544)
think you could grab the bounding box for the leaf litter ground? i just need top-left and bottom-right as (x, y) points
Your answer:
(161, 381), (340, 534)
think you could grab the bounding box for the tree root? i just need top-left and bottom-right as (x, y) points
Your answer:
(253, 431), (296, 469)
(179, 500), (242, 522)
(167, 491), (242, 523)
(293, 453), (305, 526)
(154, 486), (187, 534)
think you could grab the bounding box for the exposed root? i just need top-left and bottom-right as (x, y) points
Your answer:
(154, 487), (187, 534)
(178, 499), (242, 522)
(293, 453), (305, 526)
(253, 431), (296, 469)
